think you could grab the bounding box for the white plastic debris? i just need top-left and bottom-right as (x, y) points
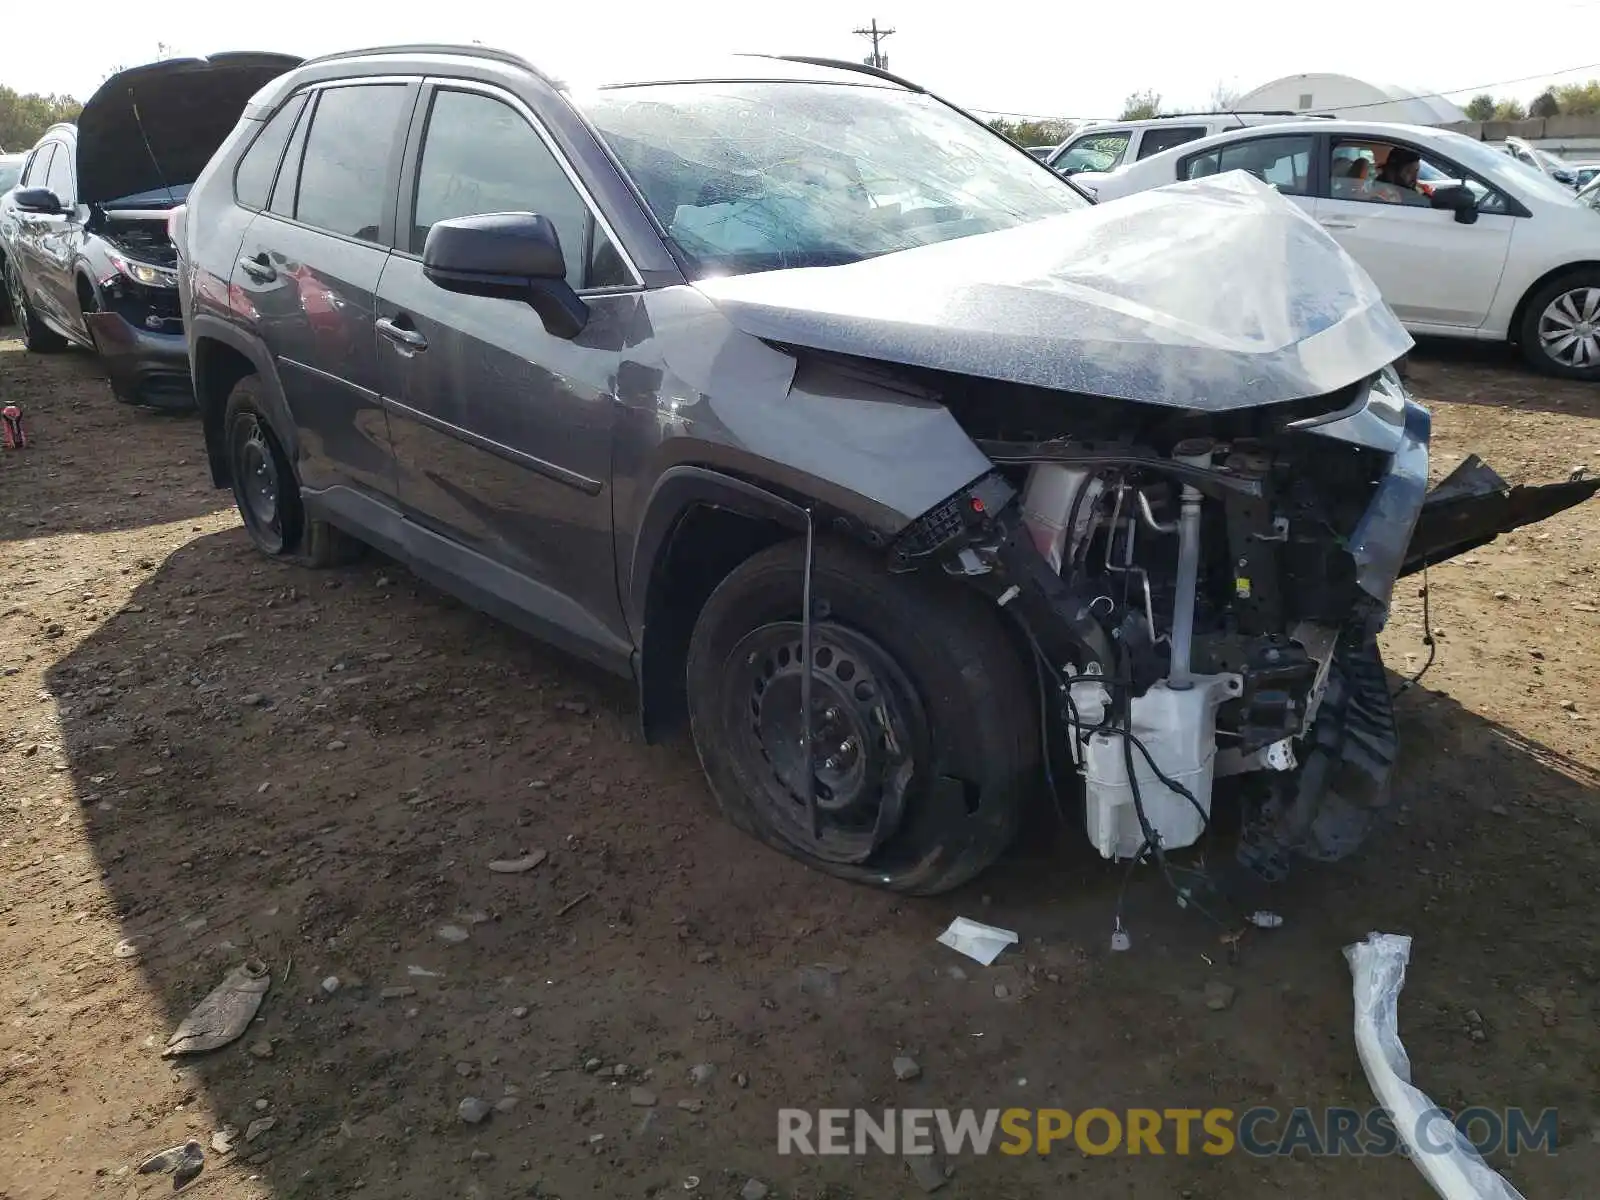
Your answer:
(162, 960), (270, 1057)
(937, 917), (1019, 966)
(1345, 933), (1527, 1200)
(1247, 911), (1284, 929)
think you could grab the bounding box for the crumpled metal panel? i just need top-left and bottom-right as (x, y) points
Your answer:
(695, 172), (1413, 411)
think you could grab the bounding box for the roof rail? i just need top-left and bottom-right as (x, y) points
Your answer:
(1154, 108), (1304, 118)
(300, 42), (556, 83)
(771, 55), (924, 93)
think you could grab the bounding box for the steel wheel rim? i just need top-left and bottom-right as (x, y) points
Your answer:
(721, 620), (925, 865)
(233, 416), (282, 543)
(1538, 286), (1600, 368)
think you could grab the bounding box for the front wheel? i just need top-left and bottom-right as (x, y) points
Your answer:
(685, 537), (1038, 895)
(1520, 272), (1600, 380)
(5, 258), (67, 353)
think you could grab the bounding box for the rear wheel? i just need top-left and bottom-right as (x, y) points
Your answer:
(5, 257), (67, 353)
(685, 537), (1038, 895)
(1520, 271), (1600, 381)
(223, 376), (360, 567)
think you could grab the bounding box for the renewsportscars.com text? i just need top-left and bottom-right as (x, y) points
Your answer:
(777, 1106), (1559, 1158)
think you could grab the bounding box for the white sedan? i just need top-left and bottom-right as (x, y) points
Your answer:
(1092, 120), (1600, 379)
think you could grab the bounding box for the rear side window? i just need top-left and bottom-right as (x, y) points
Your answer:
(1181, 134), (1313, 197)
(269, 98), (312, 218)
(234, 94), (308, 210)
(410, 88), (620, 285)
(1137, 125), (1207, 160)
(289, 84), (409, 242)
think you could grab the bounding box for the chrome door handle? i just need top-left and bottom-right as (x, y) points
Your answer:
(1318, 218), (1358, 230)
(376, 316), (428, 351)
(238, 254), (276, 282)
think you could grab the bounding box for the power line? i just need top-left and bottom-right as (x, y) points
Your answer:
(1316, 61), (1600, 113)
(971, 60), (1600, 129)
(853, 18), (895, 70)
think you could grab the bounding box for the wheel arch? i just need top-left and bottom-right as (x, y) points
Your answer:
(189, 316), (291, 488)
(73, 266), (101, 321)
(631, 466), (828, 744)
(1509, 260), (1600, 346)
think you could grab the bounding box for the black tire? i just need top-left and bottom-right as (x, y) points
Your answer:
(686, 536), (1038, 895)
(5, 257), (67, 353)
(223, 376), (361, 568)
(1519, 270), (1600, 381)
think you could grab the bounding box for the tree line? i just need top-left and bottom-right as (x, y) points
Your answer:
(0, 86), (82, 152)
(1464, 82), (1600, 122)
(1115, 81), (1600, 124)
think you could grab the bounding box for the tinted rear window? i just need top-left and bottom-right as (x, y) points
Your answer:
(235, 94), (308, 211)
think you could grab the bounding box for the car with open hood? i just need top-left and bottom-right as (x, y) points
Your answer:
(0, 52), (300, 407)
(174, 45), (1598, 897)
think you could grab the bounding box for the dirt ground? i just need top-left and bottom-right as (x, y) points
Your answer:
(0, 327), (1597, 1200)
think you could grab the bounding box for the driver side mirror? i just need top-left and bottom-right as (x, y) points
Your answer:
(1430, 184), (1479, 225)
(14, 187), (63, 215)
(422, 212), (588, 339)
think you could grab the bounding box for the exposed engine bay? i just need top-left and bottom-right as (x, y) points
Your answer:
(97, 214), (179, 270)
(885, 363), (1597, 884)
(90, 210), (183, 337)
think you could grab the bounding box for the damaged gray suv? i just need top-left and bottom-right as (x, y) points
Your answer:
(174, 45), (1598, 894)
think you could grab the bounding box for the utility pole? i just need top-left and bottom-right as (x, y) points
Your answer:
(853, 18), (895, 70)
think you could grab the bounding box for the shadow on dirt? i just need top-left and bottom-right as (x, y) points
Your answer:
(0, 330), (220, 541)
(1408, 337), (1600, 422)
(43, 527), (1600, 1198)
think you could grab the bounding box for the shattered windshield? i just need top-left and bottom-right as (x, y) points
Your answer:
(580, 81), (1088, 277)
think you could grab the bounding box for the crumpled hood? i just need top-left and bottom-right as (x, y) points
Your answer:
(77, 52), (302, 205)
(693, 172), (1413, 411)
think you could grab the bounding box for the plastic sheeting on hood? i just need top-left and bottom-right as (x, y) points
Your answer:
(76, 52), (302, 205)
(694, 172), (1414, 411)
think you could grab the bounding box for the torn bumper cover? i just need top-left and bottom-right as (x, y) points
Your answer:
(1402, 454), (1600, 577)
(84, 311), (194, 411)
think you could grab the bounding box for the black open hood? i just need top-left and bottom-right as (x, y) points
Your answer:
(77, 52), (302, 205)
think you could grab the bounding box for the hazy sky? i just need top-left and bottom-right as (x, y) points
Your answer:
(4, 0), (1599, 121)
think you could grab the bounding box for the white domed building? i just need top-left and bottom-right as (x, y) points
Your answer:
(1233, 74), (1466, 125)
